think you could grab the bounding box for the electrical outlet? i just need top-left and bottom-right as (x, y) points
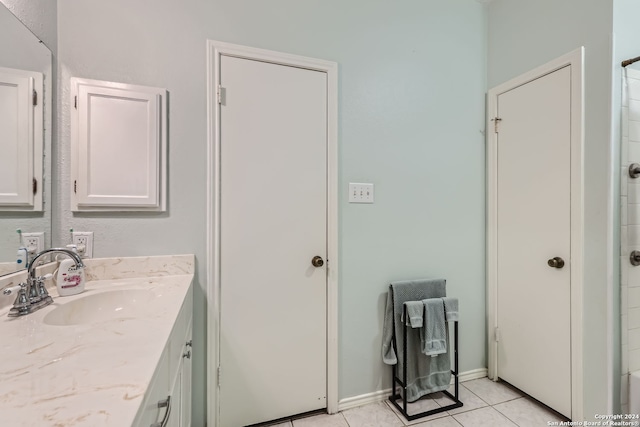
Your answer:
(72, 231), (94, 258)
(22, 232), (45, 254)
(348, 183), (375, 203)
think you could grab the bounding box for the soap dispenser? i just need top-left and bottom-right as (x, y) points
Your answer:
(55, 244), (85, 296)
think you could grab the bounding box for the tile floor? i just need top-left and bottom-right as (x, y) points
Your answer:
(267, 378), (568, 427)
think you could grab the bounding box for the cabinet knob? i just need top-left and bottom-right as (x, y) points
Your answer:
(183, 350), (191, 359)
(186, 340), (192, 347)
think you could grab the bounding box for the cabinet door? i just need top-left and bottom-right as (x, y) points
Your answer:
(0, 67), (43, 210)
(70, 77), (166, 211)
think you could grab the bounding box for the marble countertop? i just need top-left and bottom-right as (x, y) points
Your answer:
(0, 254), (194, 427)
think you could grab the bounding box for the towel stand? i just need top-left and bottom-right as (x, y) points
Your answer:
(389, 301), (463, 421)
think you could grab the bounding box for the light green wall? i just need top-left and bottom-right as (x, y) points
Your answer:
(0, 0), (57, 54)
(56, 1), (487, 424)
(488, 0), (615, 419)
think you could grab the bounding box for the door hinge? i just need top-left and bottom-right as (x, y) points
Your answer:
(492, 117), (502, 133)
(74, 95), (77, 109)
(495, 327), (500, 342)
(217, 85), (225, 105)
(32, 90), (37, 106)
(217, 365), (222, 387)
(74, 180), (77, 194)
(32, 178), (37, 195)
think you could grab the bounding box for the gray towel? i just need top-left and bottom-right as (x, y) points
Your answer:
(382, 279), (451, 402)
(442, 297), (458, 322)
(422, 298), (447, 356)
(404, 301), (424, 328)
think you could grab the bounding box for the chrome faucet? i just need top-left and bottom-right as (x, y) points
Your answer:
(3, 248), (85, 317)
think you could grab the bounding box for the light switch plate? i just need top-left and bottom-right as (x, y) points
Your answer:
(349, 183), (374, 203)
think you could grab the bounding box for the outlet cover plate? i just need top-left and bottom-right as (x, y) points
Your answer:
(22, 232), (45, 254)
(72, 231), (94, 258)
(348, 183), (374, 204)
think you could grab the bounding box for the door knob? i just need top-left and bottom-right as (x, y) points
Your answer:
(631, 251), (640, 266)
(547, 257), (565, 269)
(311, 256), (324, 268)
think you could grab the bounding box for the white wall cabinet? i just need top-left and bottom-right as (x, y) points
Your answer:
(70, 78), (167, 211)
(0, 66), (43, 211)
(132, 285), (192, 427)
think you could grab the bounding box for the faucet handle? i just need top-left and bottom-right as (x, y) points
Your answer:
(2, 284), (23, 296)
(7, 283), (31, 316)
(16, 284), (29, 305)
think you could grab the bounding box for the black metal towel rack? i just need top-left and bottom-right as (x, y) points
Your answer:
(389, 301), (463, 421)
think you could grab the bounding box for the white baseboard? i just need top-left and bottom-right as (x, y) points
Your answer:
(458, 368), (488, 383)
(338, 388), (395, 412)
(337, 368), (488, 412)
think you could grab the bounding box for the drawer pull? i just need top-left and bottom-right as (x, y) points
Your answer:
(151, 395), (171, 427)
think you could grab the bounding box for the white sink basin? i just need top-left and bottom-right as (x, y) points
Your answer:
(43, 289), (155, 326)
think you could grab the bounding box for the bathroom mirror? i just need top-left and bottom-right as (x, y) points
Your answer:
(0, 2), (52, 276)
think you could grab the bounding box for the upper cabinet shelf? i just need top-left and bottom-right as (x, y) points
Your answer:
(0, 66), (44, 211)
(70, 78), (167, 212)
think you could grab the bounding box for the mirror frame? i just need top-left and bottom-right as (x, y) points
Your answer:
(0, 2), (53, 276)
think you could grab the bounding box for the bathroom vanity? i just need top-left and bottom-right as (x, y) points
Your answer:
(0, 254), (194, 426)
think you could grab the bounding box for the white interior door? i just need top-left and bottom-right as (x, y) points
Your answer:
(496, 66), (572, 417)
(219, 55), (328, 427)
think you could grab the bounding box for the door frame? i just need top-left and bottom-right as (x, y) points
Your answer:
(486, 47), (584, 420)
(205, 40), (339, 427)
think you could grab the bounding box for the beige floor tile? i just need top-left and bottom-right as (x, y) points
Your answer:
(292, 413), (349, 427)
(342, 401), (404, 427)
(430, 384), (488, 415)
(461, 378), (523, 406)
(453, 407), (517, 427)
(413, 416), (463, 427)
(493, 397), (567, 427)
(386, 397), (450, 425)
